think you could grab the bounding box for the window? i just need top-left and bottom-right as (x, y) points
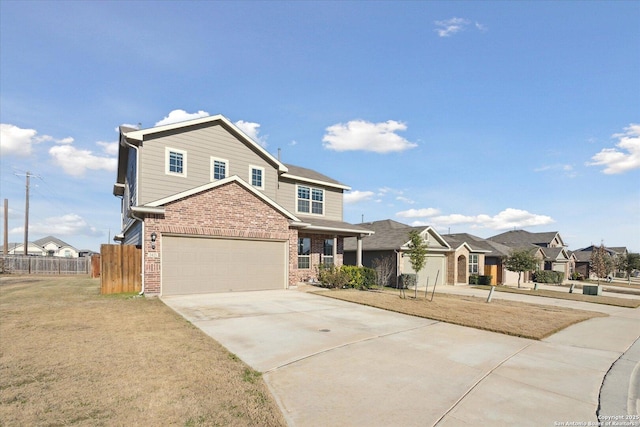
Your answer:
(298, 237), (311, 269)
(211, 157), (228, 180)
(297, 185), (324, 215)
(250, 166), (264, 189)
(323, 239), (334, 266)
(469, 254), (479, 274)
(166, 148), (187, 176)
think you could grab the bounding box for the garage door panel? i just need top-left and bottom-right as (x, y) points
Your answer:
(163, 236), (286, 296)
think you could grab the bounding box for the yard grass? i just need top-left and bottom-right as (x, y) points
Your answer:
(475, 285), (640, 308)
(0, 275), (286, 427)
(316, 288), (607, 340)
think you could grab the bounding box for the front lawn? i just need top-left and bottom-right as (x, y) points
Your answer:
(474, 285), (640, 308)
(317, 288), (607, 340)
(0, 275), (286, 426)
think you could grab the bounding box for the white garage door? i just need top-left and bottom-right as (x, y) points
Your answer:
(162, 236), (287, 296)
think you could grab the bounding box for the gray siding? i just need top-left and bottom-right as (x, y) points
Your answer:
(124, 221), (142, 246)
(276, 178), (343, 221)
(138, 124), (278, 205)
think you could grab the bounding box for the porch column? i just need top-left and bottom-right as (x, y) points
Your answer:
(332, 235), (337, 264)
(356, 235), (363, 267)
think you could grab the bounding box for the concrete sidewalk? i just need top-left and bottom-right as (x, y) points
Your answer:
(163, 288), (640, 426)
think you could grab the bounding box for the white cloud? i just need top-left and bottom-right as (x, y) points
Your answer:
(49, 142), (117, 177)
(434, 17), (487, 37)
(344, 190), (375, 204)
(396, 208), (441, 218)
(11, 213), (102, 237)
(322, 120), (418, 153)
(235, 120), (268, 147)
(587, 124), (640, 174)
(396, 196), (415, 205)
(398, 208), (554, 230)
(155, 109), (210, 127)
(96, 141), (119, 156)
(534, 163), (577, 178)
(1, 124), (76, 157)
(1, 124), (38, 156)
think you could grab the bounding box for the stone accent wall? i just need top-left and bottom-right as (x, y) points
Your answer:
(142, 181), (292, 295)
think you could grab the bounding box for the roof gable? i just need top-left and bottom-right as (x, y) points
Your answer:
(145, 175), (300, 222)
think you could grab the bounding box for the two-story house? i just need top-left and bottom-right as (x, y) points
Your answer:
(112, 114), (371, 296)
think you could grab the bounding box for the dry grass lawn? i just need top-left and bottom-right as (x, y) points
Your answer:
(478, 285), (640, 308)
(317, 288), (607, 340)
(0, 275), (286, 427)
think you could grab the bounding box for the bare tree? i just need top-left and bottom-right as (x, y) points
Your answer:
(372, 255), (394, 290)
(590, 244), (614, 285)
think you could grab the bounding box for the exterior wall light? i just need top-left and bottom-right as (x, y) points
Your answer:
(150, 232), (157, 250)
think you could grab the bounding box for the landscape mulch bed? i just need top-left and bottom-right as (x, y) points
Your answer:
(0, 275), (286, 427)
(317, 288), (607, 340)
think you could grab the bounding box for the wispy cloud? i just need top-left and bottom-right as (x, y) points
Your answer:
(344, 190), (375, 204)
(10, 213), (102, 237)
(399, 207), (554, 230)
(586, 123), (640, 174)
(434, 17), (487, 38)
(397, 208), (440, 218)
(323, 120), (417, 153)
(49, 141), (117, 177)
(534, 163), (577, 178)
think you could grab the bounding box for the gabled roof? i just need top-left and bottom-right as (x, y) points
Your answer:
(488, 230), (564, 247)
(33, 236), (76, 249)
(114, 114), (289, 193)
(441, 233), (496, 254)
(541, 247), (570, 262)
(343, 219), (449, 252)
(144, 175), (300, 222)
(281, 163), (351, 191)
(293, 217), (373, 237)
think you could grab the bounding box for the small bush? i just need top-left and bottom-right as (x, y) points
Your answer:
(317, 264), (350, 288)
(533, 270), (564, 284)
(399, 274), (416, 289)
(570, 272), (584, 281)
(477, 275), (493, 285)
(469, 274), (479, 285)
(341, 265), (377, 290)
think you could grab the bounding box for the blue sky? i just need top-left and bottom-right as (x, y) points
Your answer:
(1, 1), (639, 253)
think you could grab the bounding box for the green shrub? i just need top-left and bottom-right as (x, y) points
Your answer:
(533, 270), (564, 284)
(477, 275), (493, 285)
(317, 264), (350, 288)
(570, 272), (584, 281)
(340, 265), (377, 290)
(469, 274), (479, 285)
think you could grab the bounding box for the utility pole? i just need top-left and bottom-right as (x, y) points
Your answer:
(3, 199), (8, 255)
(24, 172), (30, 255)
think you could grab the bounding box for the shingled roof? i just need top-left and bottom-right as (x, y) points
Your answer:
(442, 233), (511, 257)
(488, 230), (562, 248)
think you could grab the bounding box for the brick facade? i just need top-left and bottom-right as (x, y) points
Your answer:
(141, 181), (293, 295)
(290, 233), (345, 283)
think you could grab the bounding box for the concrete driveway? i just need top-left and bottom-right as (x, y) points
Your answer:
(163, 289), (640, 426)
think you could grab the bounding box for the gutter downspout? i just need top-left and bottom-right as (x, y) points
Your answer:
(123, 137), (144, 295)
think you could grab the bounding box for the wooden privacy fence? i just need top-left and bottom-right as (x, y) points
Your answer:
(0, 255), (90, 275)
(100, 244), (141, 294)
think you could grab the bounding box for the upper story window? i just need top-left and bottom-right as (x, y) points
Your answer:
(468, 254), (479, 274)
(166, 148), (187, 177)
(297, 185), (324, 215)
(211, 157), (228, 180)
(250, 166), (264, 190)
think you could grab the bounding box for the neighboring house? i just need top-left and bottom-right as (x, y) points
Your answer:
(441, 233), (511, 285)
(112, 114), (372, 296)
(488, 230), (571, 281)
(571, 245), (626, 279)
(343, 220), (450, 288)
(7, 236), (79, 257)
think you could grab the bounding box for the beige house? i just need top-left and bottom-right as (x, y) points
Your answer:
(7, 236), (79, 257)
(112, 114), (371, 296)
